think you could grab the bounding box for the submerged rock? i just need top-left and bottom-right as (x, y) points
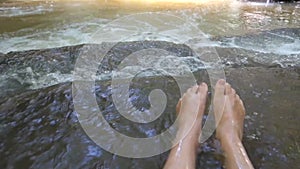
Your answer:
(0, 75), (211, 169)
(0, 40), (299, 169)
(0, 52), (4, 63)
(213, 28), (300, 64)
(0, 40), (299, 99)
(0, 41), (196, 98)
(0, 67), (299, 169)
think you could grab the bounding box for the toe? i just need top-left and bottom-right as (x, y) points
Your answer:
(176, 98), (182, 113)
(236, 94), (240, 100)
(232, 88), (236, 95)
(187, 85), (198, 93)
(240, 99), (245, 112)
(191, 85), (199, 93)
(225, 83), (232, 95)
(198, 83), (208, 98)
(215, 79), (226, 96)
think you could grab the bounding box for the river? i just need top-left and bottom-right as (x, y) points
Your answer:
(0, 0), (299, 169)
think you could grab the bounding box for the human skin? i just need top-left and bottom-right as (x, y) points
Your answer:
(214, 79), (254, 169)
(163, 79), (254, 169)
(163, 83), (208, 169)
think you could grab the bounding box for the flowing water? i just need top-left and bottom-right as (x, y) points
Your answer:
(0, 0), (300, 54)
(0, 0), (300, 169)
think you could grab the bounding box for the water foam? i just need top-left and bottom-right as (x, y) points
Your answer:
(0, 54), (208, 90)
(0, 18), (110, 53)
(0, 5), (53, 17)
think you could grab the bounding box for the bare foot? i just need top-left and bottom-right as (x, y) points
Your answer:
(213, 79), (245, 142)
(213, 79), (254, 169)
(176, 83), (208, 143)
(163, 83), (208, 169)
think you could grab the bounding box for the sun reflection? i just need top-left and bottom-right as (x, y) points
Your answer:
(121, 0), (210, 3)
(54, 0), (229, 5)
(46, 0), (231, 8)
(118, 0), (227, 4)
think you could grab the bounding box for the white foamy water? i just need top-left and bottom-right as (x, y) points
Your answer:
(0, 53), (210, 90)
(0, 0), (299, 55)
(0, 0), (299, 91)
(0, 5), (53, 17)
(0, 18), (112, 53)
(212, 29), (300, 55)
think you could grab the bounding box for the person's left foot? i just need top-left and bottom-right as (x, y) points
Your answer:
(176, 83), (208, 143)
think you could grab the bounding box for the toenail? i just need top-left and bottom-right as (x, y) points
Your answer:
(218, 79), (225, 85)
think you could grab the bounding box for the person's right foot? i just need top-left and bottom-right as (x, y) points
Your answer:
(213, 79), (246, 142)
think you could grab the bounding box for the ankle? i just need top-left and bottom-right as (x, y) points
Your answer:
(220, 135), (242, 152)
(219, 134), (241, 149)
(182, 134), (200, 149)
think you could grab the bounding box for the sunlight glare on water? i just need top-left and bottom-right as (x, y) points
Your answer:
(0, 0), (299, 54)
(0, 1), (300, 169)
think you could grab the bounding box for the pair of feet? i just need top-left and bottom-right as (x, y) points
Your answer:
(176, 79), (245, 147)
(164, 79), (254, 169)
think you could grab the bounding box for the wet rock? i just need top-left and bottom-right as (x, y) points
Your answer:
(212, 28), (300, 62)
(0, 52), (4, 63)
(0, 40), (299, 169)
(0, 74), (206, 169)
(1, 40), (299, 100)
(0, 41), (198, 98)
(224, 67), (300, 169)
(0, 67), (299, 169)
